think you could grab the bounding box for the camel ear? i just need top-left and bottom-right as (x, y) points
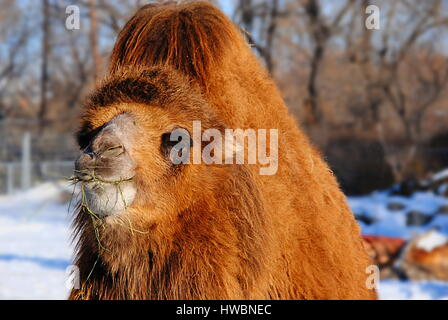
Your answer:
(161, 127), (192, 165)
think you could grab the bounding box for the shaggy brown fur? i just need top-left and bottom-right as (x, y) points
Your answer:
(70, 1), (376, 300)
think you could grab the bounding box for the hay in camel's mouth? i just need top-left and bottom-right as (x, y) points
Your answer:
(67, 172), (147, 247)
(69, 173), (147, 229)
(69, 172), (136, 217)
(72, 167), (134, 184)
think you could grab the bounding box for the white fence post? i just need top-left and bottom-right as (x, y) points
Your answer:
(21, 132), (32, 191)
(7, 163), (14, 194)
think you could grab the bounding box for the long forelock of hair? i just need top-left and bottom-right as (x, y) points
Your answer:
(76, 65), (222, 150)
(78, 66), (180, 145)
(86, 66), (198, 109)
(109, 1), (244, 90)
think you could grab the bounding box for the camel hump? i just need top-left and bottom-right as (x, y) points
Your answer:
(109, 1), (243, 88)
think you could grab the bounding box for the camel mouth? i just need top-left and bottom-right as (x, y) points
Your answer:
(73, 170), (135, 186)
(71, 172), (137, 218)
(73, 171), (94, 183)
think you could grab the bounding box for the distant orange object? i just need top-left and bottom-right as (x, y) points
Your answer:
(400, 232), (448, 281)
(362, 235), (406, 267)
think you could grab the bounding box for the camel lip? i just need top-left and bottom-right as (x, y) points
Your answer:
(78, 176), (136, 199)
(79, 177), (138, 219)
(74, 171), (94, 182)
(73, 172), (135, 185)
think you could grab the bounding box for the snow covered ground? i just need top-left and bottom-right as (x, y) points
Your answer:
(0, 182), (447, 300)
(380, 280), (448, 300)
(349, 190), (448, 239)
(350, 189), (448, 299)
(0, 183), (73, 299)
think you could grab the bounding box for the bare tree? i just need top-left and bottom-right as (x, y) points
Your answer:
(351, 0), (448, 181)
(39, 0), (51, 128)
(302, 0), (355, 125)
(89, 0), (101, 83)
(234, 0), (285, 73)
(0, 0), (30, 117)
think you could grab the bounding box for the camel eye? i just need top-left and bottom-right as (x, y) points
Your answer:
(161, 133), (180, 149)
(161, 128), (192, 165)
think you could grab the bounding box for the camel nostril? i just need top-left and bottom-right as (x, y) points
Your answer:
(74, 152), (96, 180)
(86, 152), (95, 160)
